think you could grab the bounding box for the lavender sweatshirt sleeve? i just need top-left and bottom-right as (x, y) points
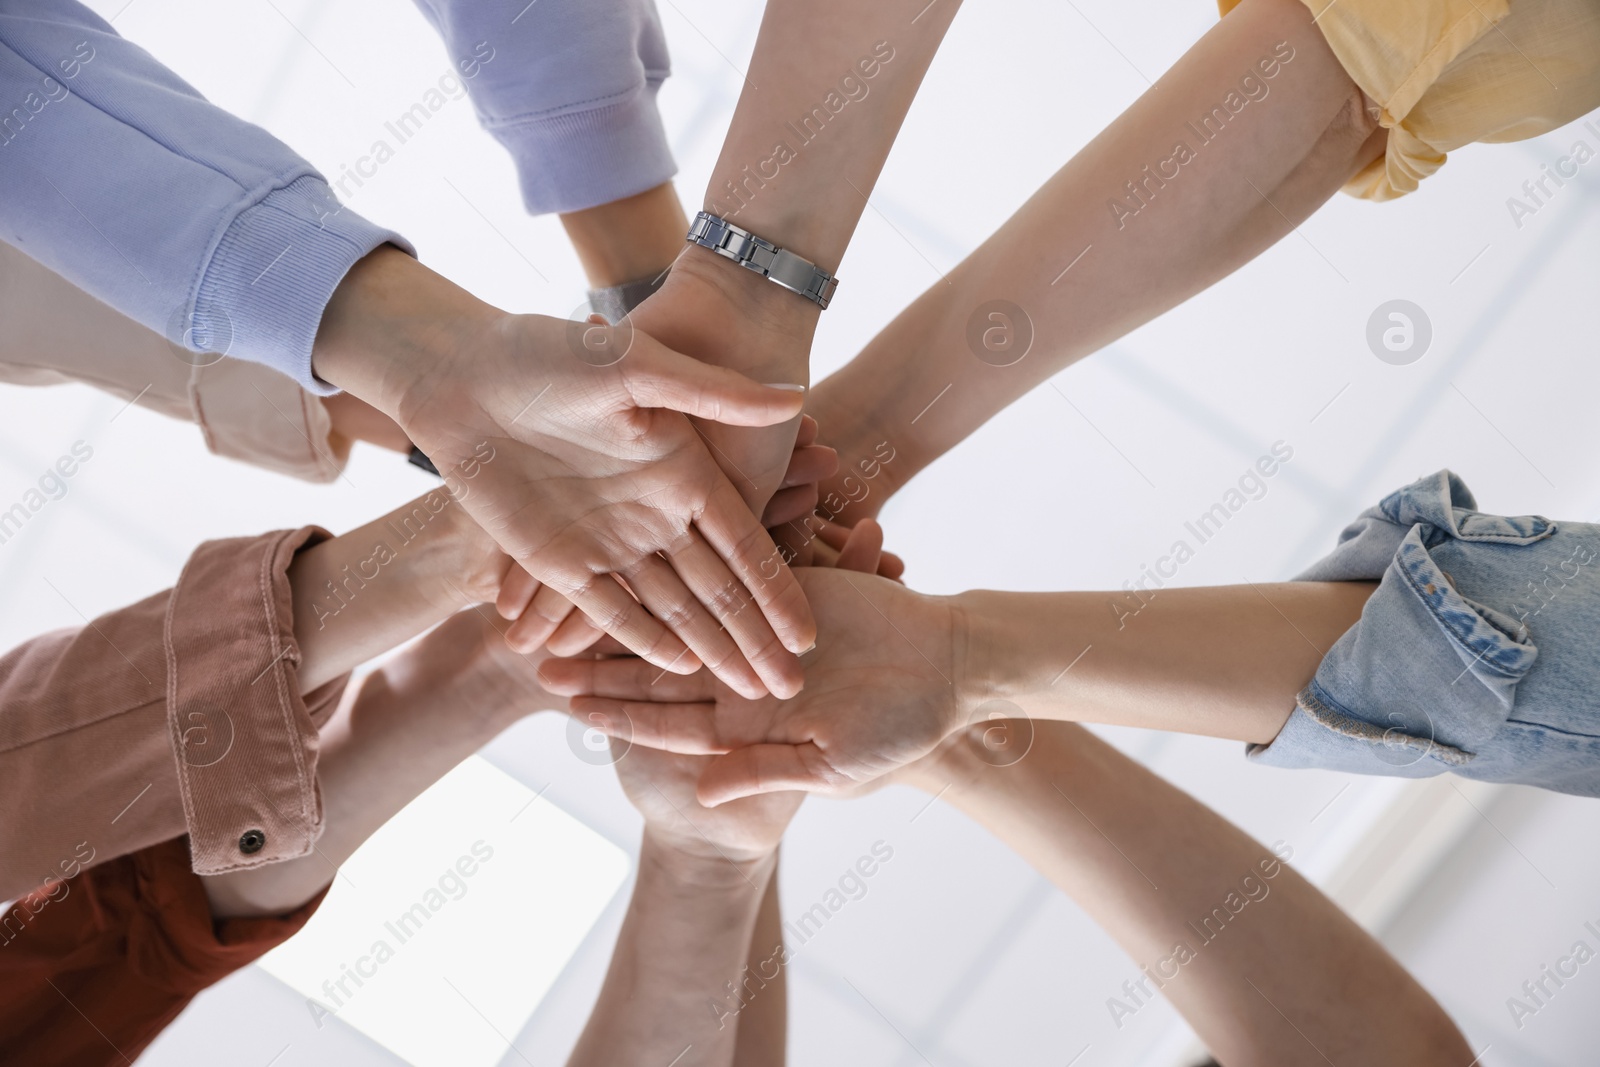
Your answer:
(411, 0), (677, 215)
(0, 0), (411, 392)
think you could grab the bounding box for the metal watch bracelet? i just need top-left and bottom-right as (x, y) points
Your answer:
(686, 211), (838, 310)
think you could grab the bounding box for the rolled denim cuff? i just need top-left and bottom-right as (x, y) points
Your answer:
(1250, 470), (1566, 785)
(483, 78), (677, 215)
(190, 175), (415, 394)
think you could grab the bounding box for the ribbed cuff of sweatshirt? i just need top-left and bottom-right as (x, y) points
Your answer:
(190, 176), (415, 395)
(484, 79), (677, 216)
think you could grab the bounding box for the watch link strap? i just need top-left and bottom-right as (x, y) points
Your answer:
(686, 211), (838, 309)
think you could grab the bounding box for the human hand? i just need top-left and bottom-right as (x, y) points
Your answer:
(760, 414), (838, 528)
(498, 414), (844, 657)
(756, 412), (905, 578)
(539, 527), (963, 806)
(767, 423), (904, 575)
(612, 743), (801, 864)
(313, 249), (815, 701)
(627, 245), (820, 516)
(778, 515), (907, 580)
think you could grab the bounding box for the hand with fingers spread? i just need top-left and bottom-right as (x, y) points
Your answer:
(539, 521), (962, 807)
(314, 248), (815, 701)
(497, 414), (847, 660)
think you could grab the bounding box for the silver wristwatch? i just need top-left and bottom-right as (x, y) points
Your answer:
(686, 211), (838, 309)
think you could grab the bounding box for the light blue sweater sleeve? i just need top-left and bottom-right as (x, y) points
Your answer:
(412, 0), (677, 215)
(0, 0), (413, 392)
(0, 0), (676, 391)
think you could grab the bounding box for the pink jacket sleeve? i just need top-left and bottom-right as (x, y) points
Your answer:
(0, 527), (348, 901)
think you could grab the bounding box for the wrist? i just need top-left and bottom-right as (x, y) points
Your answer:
(560, 181), (687, 288)
(807, 381), (929, 525)
(418, 493), (504, 608)
(358, 491), (502, 624)
(320, 392), (412, 454)
(951, 590), (1023, 715)
(668, 244), (820, 360)
(311, 246), (500, 416)
(700, 194), (839, 275)
(639, 830), (776, 892)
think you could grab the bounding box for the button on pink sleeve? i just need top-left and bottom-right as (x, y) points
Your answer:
(164, 527), (348, 875)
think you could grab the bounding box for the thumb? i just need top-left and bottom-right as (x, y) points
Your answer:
(696, 742), (842, 806)
(620, 329), (806, 427)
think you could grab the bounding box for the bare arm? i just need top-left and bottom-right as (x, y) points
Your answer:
(960, 580), (1376, 745)
(630, 0), (966, 515)
(895, 722), (1470, 1066)
(289, 486), (508, 692)
(568, 838), (777, 1067)
(559, 181), (688, 289)
(734, 870), (787, 1067)
(807, 0), (1383, 519)
(568, 743), (800, 1067)
(539, 570), (1377, 797)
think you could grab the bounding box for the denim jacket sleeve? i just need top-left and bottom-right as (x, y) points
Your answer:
(0, 0), (411, 393)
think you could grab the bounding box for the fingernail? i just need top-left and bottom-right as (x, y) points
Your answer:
(763, 383), (807, 392)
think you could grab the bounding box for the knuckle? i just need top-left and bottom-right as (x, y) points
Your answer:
(655, 597), (698, 630)
(705, 579), (752, 620)
(590, 596), (636, 637)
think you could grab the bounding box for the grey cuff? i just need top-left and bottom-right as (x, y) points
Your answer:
(587, 270), (668, 322)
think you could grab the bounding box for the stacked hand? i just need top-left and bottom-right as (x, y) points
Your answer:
(540, 523), (963, 806)
(314, 248), (817, 701)
(612, 741), (802, 864)
(627, 247), (818, 518)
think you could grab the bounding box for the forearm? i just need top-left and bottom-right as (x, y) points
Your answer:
(956, 581), (1376, 744)
(569, 838), (775, 1067)
(810, 0), (1378, 512)
(561, 182), (687, 288)
(321, 393), (412, 455)
(909, 724), (1469, 1066)
(311, 246), (498, 415)
(649, 0), (960, 514)
(707, 0), (959, 269)
(291, 488), (500, 692)
(733, 863), (787, 1066)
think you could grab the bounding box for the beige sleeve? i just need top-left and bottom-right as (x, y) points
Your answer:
(0, 241), (346, 482)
